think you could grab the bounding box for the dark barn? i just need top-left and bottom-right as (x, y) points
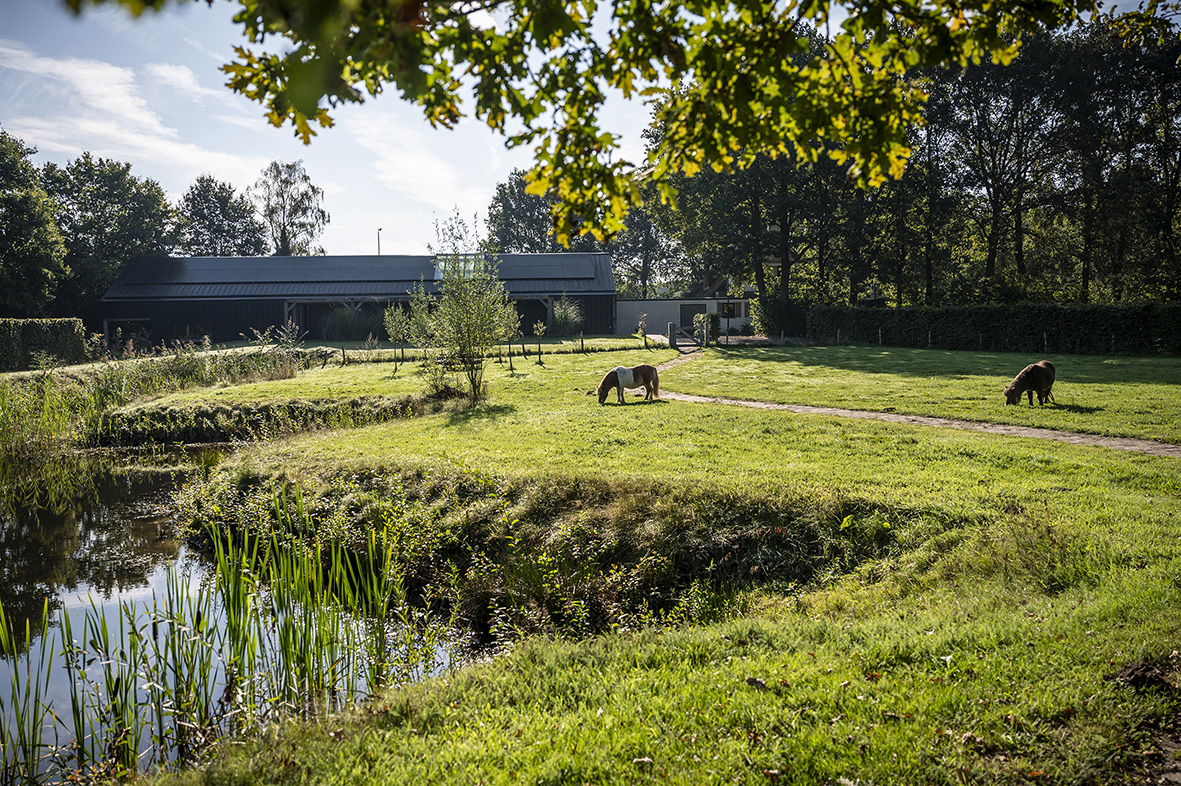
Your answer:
(99, 253), (616, 345)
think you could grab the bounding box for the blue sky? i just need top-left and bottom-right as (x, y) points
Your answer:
(0, 0), (651, 254)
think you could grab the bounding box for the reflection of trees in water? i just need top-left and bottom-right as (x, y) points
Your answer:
(0, 460), (181, 650)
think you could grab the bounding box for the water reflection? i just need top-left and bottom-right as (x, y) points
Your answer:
(0, 459), (184, 650)
(1, 452), (453, 782)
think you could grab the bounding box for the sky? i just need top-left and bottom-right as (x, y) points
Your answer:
(0, 0), (652, 255)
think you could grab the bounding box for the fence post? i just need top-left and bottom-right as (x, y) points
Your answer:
(668, 322), (677, 349)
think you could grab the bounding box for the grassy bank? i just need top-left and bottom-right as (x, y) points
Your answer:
(160, 576), (1180, 785)
(148, 346), (1181, 784)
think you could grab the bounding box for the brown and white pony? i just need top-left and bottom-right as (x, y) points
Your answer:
(1004, 360), (1056, 406)
(597, 364), (659, 404)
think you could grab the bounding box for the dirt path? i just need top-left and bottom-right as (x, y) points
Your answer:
(654, 350), (1181, 459)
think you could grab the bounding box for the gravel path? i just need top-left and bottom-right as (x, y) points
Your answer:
(654, 350), (1181, 459)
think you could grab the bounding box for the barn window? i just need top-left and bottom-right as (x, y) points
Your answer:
(434, 254), (489, 279)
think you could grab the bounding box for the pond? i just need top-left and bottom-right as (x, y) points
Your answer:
(0, 454), (452, 783)
(0, 468), (189, 652)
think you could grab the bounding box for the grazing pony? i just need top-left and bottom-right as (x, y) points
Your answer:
(597, 364), (659, 404)
(1003, 360), (1056, 406)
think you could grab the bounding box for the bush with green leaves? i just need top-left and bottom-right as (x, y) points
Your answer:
(412, 210), (518, 403)
(383, 304), (411, 364)
(0, 319), (89, 372)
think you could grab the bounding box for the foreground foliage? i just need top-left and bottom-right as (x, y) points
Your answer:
(71, 0), (1137, 246)
(159, 577), (1181, 785)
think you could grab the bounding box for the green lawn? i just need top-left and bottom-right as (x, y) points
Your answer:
(153, 346), (1181, 786)
(219, 349), (1175, 515)
(663, 345), (1181, 443)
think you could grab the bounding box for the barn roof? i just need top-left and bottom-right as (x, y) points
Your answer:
(101, 253), (615, 302)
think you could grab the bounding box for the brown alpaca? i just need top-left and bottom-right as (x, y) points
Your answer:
(597, 364), (659, 404)
(1004, 360), (1056, 406)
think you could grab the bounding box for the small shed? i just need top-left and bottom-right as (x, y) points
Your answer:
(100, 253), (616, 344)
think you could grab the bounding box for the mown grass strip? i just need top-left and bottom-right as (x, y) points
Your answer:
(662, 345), (1181, 443)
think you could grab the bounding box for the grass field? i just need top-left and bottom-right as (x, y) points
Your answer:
(145, 344), (1181, 786)
(664, 345), (1181, 443)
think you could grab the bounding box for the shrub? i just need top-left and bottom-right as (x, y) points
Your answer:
(751, 299), (807, 338)
(323, 307), (384, 341)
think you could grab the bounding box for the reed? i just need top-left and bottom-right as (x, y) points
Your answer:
(0, 600), (53, 786)
(0, 501), (449, 782)
(0, 337), (318, 466)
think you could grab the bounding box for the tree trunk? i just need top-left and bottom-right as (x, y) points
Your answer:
(1112, 226), (1127, 302)
(1013, 193), (1027, 276)
(754, 261), (768, 306)
(894, 188), (906, 307)
(984, 204), (1002, 279)
(924, 130), (936, 305)
(1080, 191), (1094, 303)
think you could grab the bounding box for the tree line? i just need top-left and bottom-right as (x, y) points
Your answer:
(0, 141), (328, 321)
(6, 20), (1178, 331)
(486, 22), (1181, 331)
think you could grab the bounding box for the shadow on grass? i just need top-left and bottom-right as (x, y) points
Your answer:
(445, 403), (517, 427)
(1052, 403), (1104, 415)
(707, 345), (1181, 384)
(602, 398), (668, 407)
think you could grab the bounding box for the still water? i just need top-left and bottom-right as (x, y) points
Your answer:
(0, 468), (196, 652)
(0, 457), (450, 782)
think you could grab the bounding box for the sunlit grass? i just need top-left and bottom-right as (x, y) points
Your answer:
(150, 345), (1181, 786)
(663, 345), (1181, 442)
(227, 349), (1178, 522)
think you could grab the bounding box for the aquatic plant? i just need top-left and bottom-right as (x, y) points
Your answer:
(0, 517), (449, 783)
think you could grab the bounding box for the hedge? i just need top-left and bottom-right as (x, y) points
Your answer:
(0, 319), (90, 372)
(806, 303), (1181, 355)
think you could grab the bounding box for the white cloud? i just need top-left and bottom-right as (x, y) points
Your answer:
(182, 35), (228, 63)
(0, 39), (175, 140)
(144, 62), (224, 103)
(0, 38), (266, 196)
(347, 111), (491, 214)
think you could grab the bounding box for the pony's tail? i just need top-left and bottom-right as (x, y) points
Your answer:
(653, 369), (660, 399)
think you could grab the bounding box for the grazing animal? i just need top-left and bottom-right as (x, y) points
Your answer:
(597, 364), (660, 404)
(1003, 360), (1056, 406)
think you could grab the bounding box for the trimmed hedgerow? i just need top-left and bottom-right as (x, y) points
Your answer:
(0, 318), (89, 371)
(808, 303), (1181, 355)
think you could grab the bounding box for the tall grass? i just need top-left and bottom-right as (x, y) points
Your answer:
(0, 505), (449, 783)
(0, 337), (316, 467)
(0, 601), (53, 784)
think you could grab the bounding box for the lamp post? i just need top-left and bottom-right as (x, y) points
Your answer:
(377, 227), (382, 255)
